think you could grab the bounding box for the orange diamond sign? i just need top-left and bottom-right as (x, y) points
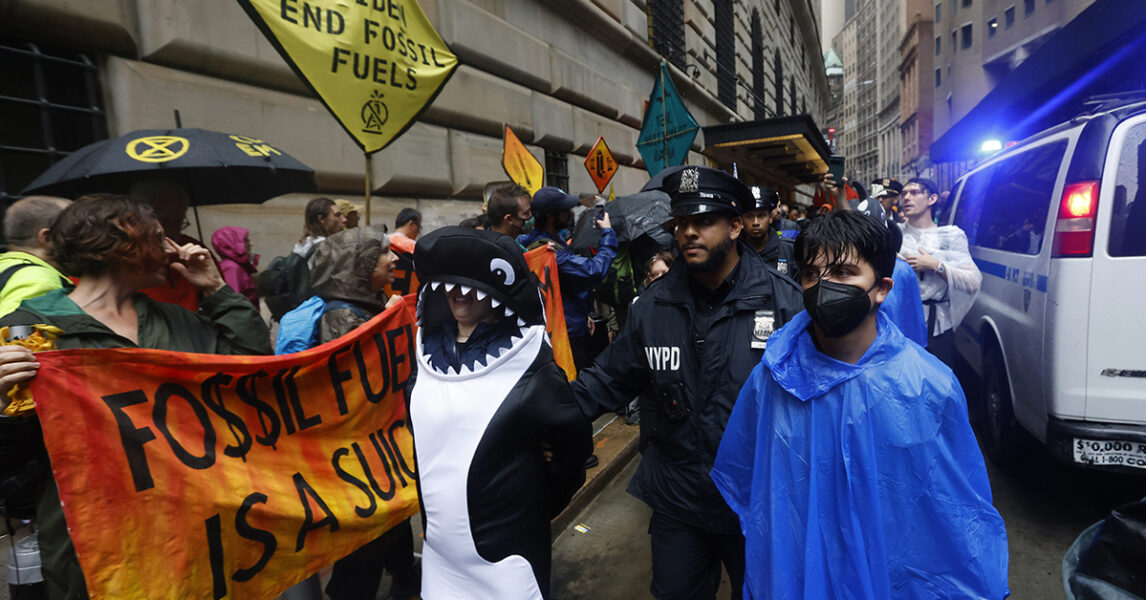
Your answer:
(583, 136), (618, 193)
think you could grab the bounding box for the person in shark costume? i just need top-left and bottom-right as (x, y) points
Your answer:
(410, 227), (592, 600)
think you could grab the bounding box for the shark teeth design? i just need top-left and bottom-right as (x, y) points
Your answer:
(490, 298), (501, 308)
(430, 281), (441, 291)
(460, 285), (472, 296)
(517, 317), (526, 327)
(443, 282), (456, 293)
(474, 289), (487, 301)
(504, 306), (516, 317)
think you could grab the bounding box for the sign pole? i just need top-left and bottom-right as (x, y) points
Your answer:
(364, 153), (373, 226)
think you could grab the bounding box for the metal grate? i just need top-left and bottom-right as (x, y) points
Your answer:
(647, 0), (686, 70)
(0, 36), (107, 205)
(544, 150), (569, 192)
(715, 0), (736, 110)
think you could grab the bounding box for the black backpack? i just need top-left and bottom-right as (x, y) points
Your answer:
(257, 246), (317, 320)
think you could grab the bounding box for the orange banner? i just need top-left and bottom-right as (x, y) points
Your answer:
(30, 301), (420, 600)
(525, 246), (575, 380)
(383, 235), (420, 298)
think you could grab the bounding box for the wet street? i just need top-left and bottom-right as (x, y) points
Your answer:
(551, 442), (1144, 599)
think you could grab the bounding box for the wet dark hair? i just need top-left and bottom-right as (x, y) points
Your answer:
(794, 210), (896, 281)
(396, 207), (422, 228)
(487, 183), (530, 225)
(304, 197), (337, 237)
(458, 215), (490, 229)
(49, 194), (167, 277)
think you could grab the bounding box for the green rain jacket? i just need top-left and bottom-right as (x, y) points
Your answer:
(0, 285), (270, 600)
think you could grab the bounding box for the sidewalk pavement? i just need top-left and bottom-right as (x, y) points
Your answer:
(552, 413), (641, 541)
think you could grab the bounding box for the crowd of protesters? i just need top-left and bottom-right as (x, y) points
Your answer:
(0, 165), (1006, 600)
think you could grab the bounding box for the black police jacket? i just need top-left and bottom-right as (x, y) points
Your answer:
(572, 243), (803, 534)
(758, 231), (797, 280)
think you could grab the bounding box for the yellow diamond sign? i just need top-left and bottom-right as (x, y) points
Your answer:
(502, 126), (544, 196)
(236, 0), (458, 154)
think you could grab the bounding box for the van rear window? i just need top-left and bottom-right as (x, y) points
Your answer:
(971, 142), (1066, 254)
(1110, 123), (1146, 257)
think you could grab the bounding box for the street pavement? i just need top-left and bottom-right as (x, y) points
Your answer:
(552, 444), (1144, 600)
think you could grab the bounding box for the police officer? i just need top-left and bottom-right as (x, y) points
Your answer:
(742, 185), (796, 279)
(572, 166), (803, 600)
(873, 177), (903, 222)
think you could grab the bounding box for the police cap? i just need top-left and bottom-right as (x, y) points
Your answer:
(872, 178), (903, 195)
(663, 166), (750, 217)
(746, 185), (779, 213)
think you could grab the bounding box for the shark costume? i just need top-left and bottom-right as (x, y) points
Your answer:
(410, 228), (592, 600)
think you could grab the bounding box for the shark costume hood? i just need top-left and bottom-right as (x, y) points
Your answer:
(414, 227), (546, 376)
(410, 227), (591, 600)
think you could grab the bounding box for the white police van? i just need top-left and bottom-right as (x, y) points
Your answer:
(946, 98), (1146, 471)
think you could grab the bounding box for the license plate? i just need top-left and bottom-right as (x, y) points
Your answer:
(1073, 438), (1146, 469)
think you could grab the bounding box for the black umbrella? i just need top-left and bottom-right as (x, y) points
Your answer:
(21, 128), (316, 204)
(570, 190), (673, 252)
(639, 165), (688, 193)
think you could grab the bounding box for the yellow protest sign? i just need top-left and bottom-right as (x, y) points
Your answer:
(502, 125), (544, 196)
(236, 0), (458, 154)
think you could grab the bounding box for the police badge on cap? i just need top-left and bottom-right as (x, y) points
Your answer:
(662, 165), (753, 218)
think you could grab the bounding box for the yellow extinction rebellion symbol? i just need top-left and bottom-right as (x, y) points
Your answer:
(126, 136), (189, 163)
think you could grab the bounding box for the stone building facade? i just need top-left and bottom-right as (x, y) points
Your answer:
(1, 0), (827, 260)
(900, 0), (934, 178)
(932, 0), (1095, 145)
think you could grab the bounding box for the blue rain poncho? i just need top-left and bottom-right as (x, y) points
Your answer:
(881, 258), (928, 347)
(711, 310), (1009, 600)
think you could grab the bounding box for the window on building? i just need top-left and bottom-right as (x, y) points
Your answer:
(0, 36), (108, 207)
(789, 17), (795, 45)
(715, 0), (736, 110)
(935, 68), (942, 87)
(774, 50), (784, 116)
(951, 31), (957, 53)
(1024, 0), (1035, 15)
(936, 36), (942, 55)
(544, 150), (568, 191)
(751, 11), (767, 120)
(962, 0), (972, 6)
(936, 2), (942, 22)
(961, 24), (973, 48)
(1005, 6), (1015, 28)
(646, 0), (685, 70)
(988, 17), (998, 38)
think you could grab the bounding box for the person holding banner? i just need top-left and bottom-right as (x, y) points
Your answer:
(410, 227), (591, 600)
(0, 194), (271, 600)
(519, 187), (617, 371)
(308, 225), (421, 600)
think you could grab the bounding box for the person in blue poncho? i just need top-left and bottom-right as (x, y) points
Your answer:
(711, 210), (1009, 599)
(854, 197), (928, 346)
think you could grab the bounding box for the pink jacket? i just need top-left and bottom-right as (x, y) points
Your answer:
(210, 226), (259, 308)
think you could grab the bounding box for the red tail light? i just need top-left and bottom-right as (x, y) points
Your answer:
(1053, 180), (1099, 257)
